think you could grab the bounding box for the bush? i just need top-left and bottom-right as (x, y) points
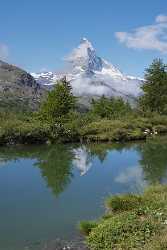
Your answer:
(0, 119), (50, 145)
(80, 119), (149, 142)
(105, 194), (142, 212)
(78, 221), (98, 236)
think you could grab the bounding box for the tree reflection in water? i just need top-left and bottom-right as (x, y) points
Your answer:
(137, 137), (167, 184)
(35, 145), (74, 196)
(0, 137), (166, 196)
(0, 144), (74, 196)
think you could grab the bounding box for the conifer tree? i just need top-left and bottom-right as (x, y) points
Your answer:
(139, 59), (167, 114)
(40, 77), (76, 122)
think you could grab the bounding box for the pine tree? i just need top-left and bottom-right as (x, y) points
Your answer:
(40, 78), (76, 122)
(139, 59), (167, 114)
(91, 96), (132, 119)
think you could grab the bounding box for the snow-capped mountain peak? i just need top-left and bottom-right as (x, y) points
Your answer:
(80, 37), (93, 46)
(68, 37), (95, 61)
(66, 37), (103, 73)
(31, 38), (143, 100)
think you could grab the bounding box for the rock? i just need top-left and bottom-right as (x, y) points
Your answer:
(24, 238), (88, 250)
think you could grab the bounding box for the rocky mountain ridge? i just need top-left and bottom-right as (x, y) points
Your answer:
(0, 60), (45, 111)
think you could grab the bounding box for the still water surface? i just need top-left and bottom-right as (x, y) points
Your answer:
(0, 137), (167, 249)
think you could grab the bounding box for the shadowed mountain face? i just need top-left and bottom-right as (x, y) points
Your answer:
(0, 60), (45, 111)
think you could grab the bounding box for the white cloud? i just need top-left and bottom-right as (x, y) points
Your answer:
(156, 14), (167, 23)
(0, 43), (9, 60)
(115, 14), (167, 53)
(115, 166), (147, 190)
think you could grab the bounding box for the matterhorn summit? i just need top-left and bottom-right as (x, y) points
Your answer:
(31, 38), (143, 100)
(67, 37), (103, 73)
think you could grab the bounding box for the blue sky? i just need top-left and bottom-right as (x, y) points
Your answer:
(1, 0), (167, 76)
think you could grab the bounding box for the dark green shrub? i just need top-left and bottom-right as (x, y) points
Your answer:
(105, 194), (142, 212)
(78, 221), (98, 235)
(153, 125), (167, 133)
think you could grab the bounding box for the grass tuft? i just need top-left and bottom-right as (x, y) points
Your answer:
(78, 221), (98, 236)
(105, 194), (142, 212)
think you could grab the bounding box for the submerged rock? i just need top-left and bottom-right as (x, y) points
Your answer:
(41, 238), (88, 250)
(25, 238), (88, 250)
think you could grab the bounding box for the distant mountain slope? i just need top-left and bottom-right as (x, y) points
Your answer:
(32, 38), (143, 101)
(0, 60), (45, 111)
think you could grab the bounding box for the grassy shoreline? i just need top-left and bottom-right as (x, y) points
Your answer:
(79, 185), (167, 250)
(1, 114), (167, 146)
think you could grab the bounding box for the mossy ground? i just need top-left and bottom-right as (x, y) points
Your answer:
(79, 185), (167, 250)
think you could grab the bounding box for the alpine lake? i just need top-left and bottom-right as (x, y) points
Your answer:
(0, 136), (167, 250)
